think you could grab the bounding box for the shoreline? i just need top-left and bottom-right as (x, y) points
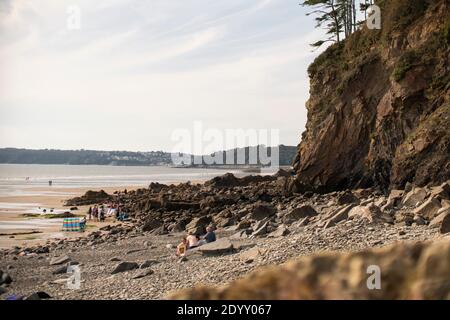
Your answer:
(0, 180), (208, 249)
(0, 185), (145, 249)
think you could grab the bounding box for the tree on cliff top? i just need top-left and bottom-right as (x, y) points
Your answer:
(301, 0), (371, 47)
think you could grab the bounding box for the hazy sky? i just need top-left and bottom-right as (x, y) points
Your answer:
(0, 0), (325, 152)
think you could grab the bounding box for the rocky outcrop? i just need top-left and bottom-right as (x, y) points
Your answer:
(65, 190), (112, 206)
(170, 239), (450, 299)
(292, 0), (450, 192)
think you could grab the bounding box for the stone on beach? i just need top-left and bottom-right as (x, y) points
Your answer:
(49, 255), (71, 266)
(197, 238), (234, 255)
(111, 262), (139, 274)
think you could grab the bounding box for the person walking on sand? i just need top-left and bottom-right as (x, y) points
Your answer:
(87, 206), (92, 220)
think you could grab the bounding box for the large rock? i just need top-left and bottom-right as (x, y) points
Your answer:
(249, 203), (276, 221)
(239, 247), (264, 263)
(430, 182), (450, 200)
(132, 269), (154, 279)
(0, 271), (12, 285)
(65, 190), (111, 206)
(170, 240), (450, 299)
(413, 197), (442, 220)
(186, 216), (212, 235)
(250, 221), (269, 238)
(337, 191), (359, 205)
(111, 262), (139, 274)
(49, 255), (71, 266)
(142, 219), (163, 232)
(429, 208), (450, 234)
(348, 204), (393, 224)
(197, 238), (234, 255)
(282, 205), (317, 224)
(267, 225), (290, 238)
(323, 204), (355, 229)
(402, 187), (428, 207)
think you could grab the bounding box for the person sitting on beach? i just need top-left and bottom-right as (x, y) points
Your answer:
(80, 217), (87, 231)
(186, 232), (199, 249)
(176, 236), (188, 257)
(198, 226), (216, 245)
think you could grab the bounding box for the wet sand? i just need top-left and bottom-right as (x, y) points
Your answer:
(0, 181), (207, 249)
(0, 186), (138, 249)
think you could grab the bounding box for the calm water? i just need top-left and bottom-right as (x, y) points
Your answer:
(0, 164), (245, 197)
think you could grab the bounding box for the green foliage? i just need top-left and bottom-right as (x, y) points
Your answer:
(307, 42), (344, 77)
(443, 19), (450, 44)
(377, 0), (430, 35)
(392, 51), (417, 82)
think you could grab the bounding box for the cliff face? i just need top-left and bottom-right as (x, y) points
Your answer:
(293, 0), (450, 192)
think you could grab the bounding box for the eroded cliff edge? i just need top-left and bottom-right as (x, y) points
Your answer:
(292, 0), (450, 193)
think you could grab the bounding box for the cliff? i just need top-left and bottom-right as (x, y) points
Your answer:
(292, 0), (450, 192)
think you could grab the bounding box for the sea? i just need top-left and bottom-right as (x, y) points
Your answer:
(0, 164), (255, 233)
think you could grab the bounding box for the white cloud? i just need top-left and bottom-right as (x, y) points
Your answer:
(0, 0), (324, 151)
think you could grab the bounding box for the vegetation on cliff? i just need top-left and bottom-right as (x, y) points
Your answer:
(293, 0), (450, 192)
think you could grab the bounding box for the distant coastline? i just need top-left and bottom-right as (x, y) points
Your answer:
(0, 145), (297, 167)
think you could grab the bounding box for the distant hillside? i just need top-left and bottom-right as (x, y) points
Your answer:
(0, 145), (297, 167)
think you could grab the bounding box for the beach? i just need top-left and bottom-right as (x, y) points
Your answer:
(0, 164), (250, 249)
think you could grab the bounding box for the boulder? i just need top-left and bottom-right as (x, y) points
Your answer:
(282, 205), (317, 224)
(142, 219), (163, 232)
(413, 198), (442, 220)
(230, 229), (251, 239)
(267, 225), (290, 238)
(249, 203), (276, 221)
(140, 260), (159, 269)
(402, 187), (427, 207)
(348, 204), (393, 224)
(429, 208), (450, 234)
(250, 221), (269, 238)
(171, 218), (191, 233)
(111, 261), (139, 274)
(337, 191), (359, 205)
(413, 215), (426, 226)
(49, 255), (71, 266)
(25, 292), (52, 300)
(323, 204), (354, 229)
(52, 265), (68, 275)
(0, 271), (12, 285)
(430, 182), (450, 200)
(239, 247), (264, 263)
(132, 269), (154, 279)
(236, 220), (251, 230)
(198, 238), (234, 255)
(440, 213), (450, 234)
(186, 216), (212, 235)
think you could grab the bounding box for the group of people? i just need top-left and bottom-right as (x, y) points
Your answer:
(176, 226), (216, 257)
(87, 203), (129, 222)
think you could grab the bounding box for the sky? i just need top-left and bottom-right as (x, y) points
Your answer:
(0, 0), (325, 153)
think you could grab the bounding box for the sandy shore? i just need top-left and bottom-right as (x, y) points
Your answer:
(0, 185), (139, 249)
(0, 180), (207, 249)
